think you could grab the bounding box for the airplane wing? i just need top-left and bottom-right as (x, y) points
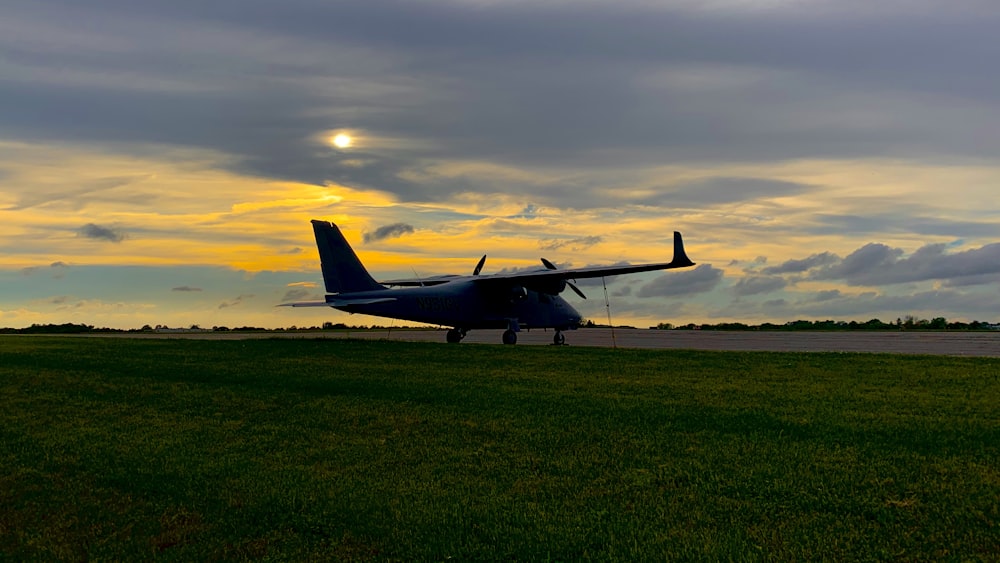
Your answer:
(282, 231), (692, 302)
(477, 231), (695, 283)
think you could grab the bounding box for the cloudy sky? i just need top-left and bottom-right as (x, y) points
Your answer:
(3, 0), (1000, 329)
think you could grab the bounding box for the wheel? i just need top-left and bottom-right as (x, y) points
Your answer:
(446, 328), (463, 343)
(502, 329), (517, 345)
(553, 331), (565, 345)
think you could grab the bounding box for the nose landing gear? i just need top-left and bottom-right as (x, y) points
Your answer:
(502, 329), (518, 345)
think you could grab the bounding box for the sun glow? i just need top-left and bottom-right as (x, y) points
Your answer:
(332, 134), (353, 149)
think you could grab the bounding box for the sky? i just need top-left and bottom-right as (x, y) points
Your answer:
(3, 0), (1000, 330)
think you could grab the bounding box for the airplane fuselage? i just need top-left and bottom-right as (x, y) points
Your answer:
(329, 280), (582, 331)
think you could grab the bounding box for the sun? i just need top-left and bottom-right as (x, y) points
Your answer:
(331, 134), (353, 149)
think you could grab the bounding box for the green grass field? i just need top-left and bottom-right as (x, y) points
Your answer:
(1, 336), (998, 561)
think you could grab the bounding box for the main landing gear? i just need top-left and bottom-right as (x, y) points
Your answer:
(500, 319), (521, 345)
(447, 326), (566, 345)
(503, 329), (565, 345)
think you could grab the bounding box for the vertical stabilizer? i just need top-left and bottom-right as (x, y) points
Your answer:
(311, 220), (387, 294)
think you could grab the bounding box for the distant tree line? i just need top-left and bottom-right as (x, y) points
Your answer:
(0, 322), (413, 334)
(3, 316), (999, 334)
(651, 316), (999, 331)
(0, 323), (111, 334)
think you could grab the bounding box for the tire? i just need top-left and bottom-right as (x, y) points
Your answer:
(502, 329), (517, 345)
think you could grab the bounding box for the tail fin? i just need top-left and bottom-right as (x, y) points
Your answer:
(311, 220), (387, 294)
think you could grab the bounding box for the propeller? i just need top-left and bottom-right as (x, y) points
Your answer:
(473, 255), (486, 276)
(540, 258), (587, 299)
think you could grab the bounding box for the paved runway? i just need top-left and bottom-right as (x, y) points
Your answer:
(104, 328), (1000, 357)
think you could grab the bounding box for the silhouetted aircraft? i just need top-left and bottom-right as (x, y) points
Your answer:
(284, 220), (695, 344)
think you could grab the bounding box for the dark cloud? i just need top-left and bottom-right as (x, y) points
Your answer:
(732, 275), (787, 297)
(710, 238), (1000, 322)
(4, 0), (1000, 206)
(171, 286), (202, 292)
(364, 223), (414, 244)
(762, 252), (839, 275)
(637, 264), (723, 298)
(810, 241), (1000, 286)
(78, 223), (125, 243)
(810, 243), (902, 282)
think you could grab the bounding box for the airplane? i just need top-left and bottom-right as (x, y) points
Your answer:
(283, 219), (696, 345)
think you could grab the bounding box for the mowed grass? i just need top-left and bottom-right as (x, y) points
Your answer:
(1, 336), (998, 561)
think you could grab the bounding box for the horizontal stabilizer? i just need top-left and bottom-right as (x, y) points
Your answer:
(278, 297), (397, 308)
(277, 301), (331, 308)
(328, 297), (397, 307)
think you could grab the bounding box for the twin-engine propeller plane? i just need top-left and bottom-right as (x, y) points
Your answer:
(284, 220), (695, 345)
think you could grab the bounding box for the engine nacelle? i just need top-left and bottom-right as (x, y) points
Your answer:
(509, 286), (528, 302)
(526, 279), (566, 296)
